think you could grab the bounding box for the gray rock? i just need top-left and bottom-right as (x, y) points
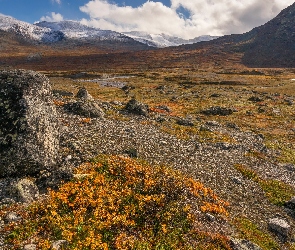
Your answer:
(51, 240), (69, 250)
(231, 177), (243, 185)
(230, 238), (262, 250)
(205, 213), (216, 222)
(248, 96), (263, 102)
(75, 87), (93, 100)
(205, 120), (220, 127)
(0, 198), (15, 205)
(0, 218), (4, 227)
(199, 125), (213, 132)
(0, 70), (59, 177)
(13, 178), (39, 203)
(124, 98), (149, 116)
(176, 118), (194, 126)
(284, 99), (293, 106)
(201, 106), (234, 116)
(52, 89), (74, 97)
(215, 142), (234, 150)
(64, 100), (104, 118)
(226, 122), (240, 130)
(23, 244), (37, 250)
(268, 218), (290, 238)
(4, 212), (22, 223)
(156, 105), (171, 112)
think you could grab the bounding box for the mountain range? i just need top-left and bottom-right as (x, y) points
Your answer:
(1, 1), (295, 69)
(0, 13), (218, 48)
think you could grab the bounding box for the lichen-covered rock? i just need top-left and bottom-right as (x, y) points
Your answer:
(64, 100), (104, 118)
(268, 218), (291, 238)
(201, 106), (234, 116)
(51, 240), (69, 250)
(75, 87), (94, 101)
(125, 98), (149, 116)
(0, 70), (59, 177)
(13, 178), (39, 203)
(230, 238), (262, 250)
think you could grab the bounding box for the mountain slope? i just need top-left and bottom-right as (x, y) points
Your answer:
(123, 31), (219, 48)
(35, 21), (133, 42)
(0, 14), (64, 43)
(239, 2), (295, 67)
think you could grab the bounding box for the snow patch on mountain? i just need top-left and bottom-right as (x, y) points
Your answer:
(0, 13), (219, 47)
(35, 21), (130, 42)
(0, 13), (64, 43)
(123, 31), (219, 48)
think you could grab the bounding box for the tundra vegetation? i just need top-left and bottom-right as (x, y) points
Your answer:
(1, 66), (295, 249)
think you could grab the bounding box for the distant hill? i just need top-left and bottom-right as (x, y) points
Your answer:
(196, 2), (295, 68)
(1, 2), (295, 70)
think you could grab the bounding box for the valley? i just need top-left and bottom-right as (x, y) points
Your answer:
(1, 2), (295, 250)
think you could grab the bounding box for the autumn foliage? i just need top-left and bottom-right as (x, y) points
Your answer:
(4, 155), (230, 249)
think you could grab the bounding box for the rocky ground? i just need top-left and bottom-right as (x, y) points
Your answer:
(1, 74), (295, 249)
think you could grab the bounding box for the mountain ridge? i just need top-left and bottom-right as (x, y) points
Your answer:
(0, 13), (218, 48)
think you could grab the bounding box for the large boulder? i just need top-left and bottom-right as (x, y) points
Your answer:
(0, 70), (59, 177)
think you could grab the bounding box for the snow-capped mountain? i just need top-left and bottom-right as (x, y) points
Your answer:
(0, 13), (64, 43)
(0, 13), (219, 47)
(123, 31), (219, 48)
(35, 21), (131, 42)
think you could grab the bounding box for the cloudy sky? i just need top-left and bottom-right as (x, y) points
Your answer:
(0, 0), (294, 38)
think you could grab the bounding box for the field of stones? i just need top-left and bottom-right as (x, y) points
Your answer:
(1, 66), (295, 249)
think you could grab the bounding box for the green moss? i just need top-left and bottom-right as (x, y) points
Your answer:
(234, 164), (295, 206)
(234, 218), (279, 250)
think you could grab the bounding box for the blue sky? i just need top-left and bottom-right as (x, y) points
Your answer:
(0, 0), (293, 38)
(0, 0), (171, 23)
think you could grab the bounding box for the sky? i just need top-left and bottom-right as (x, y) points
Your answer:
(0, 0), (294, 39)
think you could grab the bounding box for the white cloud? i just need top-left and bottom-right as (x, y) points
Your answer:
(51, 0), (61, 4)
(79, 0), (294, 39)
(40, 12), (64, 22)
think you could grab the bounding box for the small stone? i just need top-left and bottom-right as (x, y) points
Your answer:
(226, 122), (240, 130)
(281, 163), (295, 171)
(199, 125), (213, 132)
(51, 240), (69, 250)
(4, 212), (22, 223)
(205, 121), (220, 127)
(23, 244), (37, 250)
(124, 98), (149, 116)
(156, 105), (171, 112)
(14, 178), (39, 203)
(201, 106), (234, 116)
(248, 96), (263, 102)
(64, 101), (104, 118)
(0, 198), (15, 205)
(176, 118), (194, 126)
(230, 238), (262, 250)
(65, 155), (72, 161)
(75, 87), (93, 101)
(215, 142), (233, 150)
(111, 100), (123, 106)
(0, 218), (4, 227)
(268, 218), (290, 238)
(210, 93), (221, 98)
(285, 99), (293, 106)
(285, 197), (295, 209)
(73, 174), (92, 180)
(205, 213), (216, 222)
(124, 148), (138, 158)
(231, 177), (243, 185)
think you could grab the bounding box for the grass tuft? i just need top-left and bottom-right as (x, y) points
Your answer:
(234, 164), (295, 206)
